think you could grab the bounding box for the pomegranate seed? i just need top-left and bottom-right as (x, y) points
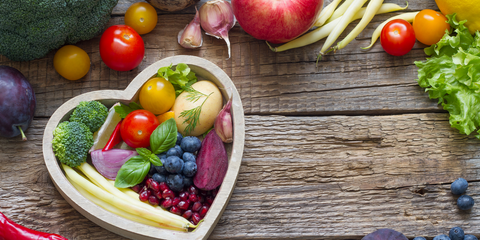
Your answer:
(138, 187), (151, 202)
(145, 178), (153, 187)
(177, 200), (191, 210)
(131, 184), (143, 193)
(154, 190), (162, 200)
(148, 196), (160, 206)
(172, 197), (181, 207)
(188, 185), (198, 195)
(206, 196), (214, 205)
(170, 206), (183, 215)
(189, 193), (199, 203)
(191, 212), (202, 225)
(203, 202), (211, 208)
(161, 198), (173, 209)
(199, 205), (209, 217)
(179, 192), (189, 201)
(162, 189), (175, 199)
(159, 182), (169, 192)
(191, 202), (202, 212)
(148, 180), (160, 192)
(199, 190), (209, 196)
(182, 210), (193, 220)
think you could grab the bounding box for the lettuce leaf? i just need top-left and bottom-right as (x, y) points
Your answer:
(415, 14), (480, 138)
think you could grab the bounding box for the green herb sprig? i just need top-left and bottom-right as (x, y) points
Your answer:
(179, 88), (213, 135)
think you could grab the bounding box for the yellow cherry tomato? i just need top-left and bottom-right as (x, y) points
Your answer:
(124, 2), (158, 35)
(139, 77), (175, 115)
(413, 9), (450, 46)
(53, 45), (90, 81)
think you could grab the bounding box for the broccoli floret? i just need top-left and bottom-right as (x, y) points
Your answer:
(52, 121), (94, 168)
(69, 100), (108, 133)
(0, 0), (118, 61)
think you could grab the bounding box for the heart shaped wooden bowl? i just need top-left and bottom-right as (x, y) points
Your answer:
(42, 55), (245, 240)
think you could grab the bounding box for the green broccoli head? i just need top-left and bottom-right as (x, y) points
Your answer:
(0, 0), (118, 61)
(52, 121), (94, 168)
(69, 100), (108, 133)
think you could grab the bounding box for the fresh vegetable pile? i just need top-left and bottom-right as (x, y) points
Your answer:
(415, 14), (480, 138)
(52, 63), (234, 230)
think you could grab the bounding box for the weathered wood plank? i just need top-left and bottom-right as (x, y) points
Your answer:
(1, 113), (479, 239)
(0, 12), (442, 117)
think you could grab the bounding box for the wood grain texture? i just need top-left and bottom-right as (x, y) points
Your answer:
(2, 114), (480, 239)
(0, 0), (443, 117)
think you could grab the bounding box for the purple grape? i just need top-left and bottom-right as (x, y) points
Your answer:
(0, 66), (36, 140)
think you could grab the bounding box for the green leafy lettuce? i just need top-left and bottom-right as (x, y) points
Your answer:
(415, 14), (480, 138)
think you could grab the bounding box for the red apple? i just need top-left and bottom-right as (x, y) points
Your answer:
(231, 0), (324, 44)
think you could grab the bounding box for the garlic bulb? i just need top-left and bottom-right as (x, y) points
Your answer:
(199, 0), (235, 59)
(214, 97), (233, 143)
(178, 9), (203, 49)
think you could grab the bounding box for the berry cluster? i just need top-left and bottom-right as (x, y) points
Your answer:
(414, 226), (478, 240)
(133, 178), (217, 224)
(451, 178), (475, 210)
(131, 132), (217, 224)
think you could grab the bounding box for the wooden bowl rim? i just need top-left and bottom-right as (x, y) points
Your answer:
(42, 55), (245, 240)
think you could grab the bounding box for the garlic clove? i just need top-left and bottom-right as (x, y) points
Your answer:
(214, 97), (233, 143)
(199, 0), (235, 59)
(178, 9), (203, 49)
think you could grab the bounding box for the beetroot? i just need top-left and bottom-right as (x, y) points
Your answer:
(193, 130), (228, 190)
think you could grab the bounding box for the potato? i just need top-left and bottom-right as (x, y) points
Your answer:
(173, 81), (223, 136)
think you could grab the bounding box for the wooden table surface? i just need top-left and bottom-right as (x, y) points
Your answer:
(1, 0), (479, 239)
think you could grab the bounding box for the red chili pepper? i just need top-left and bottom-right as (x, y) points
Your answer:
(0, 212), (68, 240)
(102, 120), (123, 151)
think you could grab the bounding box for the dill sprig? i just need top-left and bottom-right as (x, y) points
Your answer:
(179, 88), (213, 135)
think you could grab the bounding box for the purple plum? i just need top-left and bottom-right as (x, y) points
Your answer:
(0, 66), (36, 140)
(362, 229), (408, 240)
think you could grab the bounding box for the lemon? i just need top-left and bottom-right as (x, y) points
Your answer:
(89, 102), (122, 152)
(435, 0), (480, 34)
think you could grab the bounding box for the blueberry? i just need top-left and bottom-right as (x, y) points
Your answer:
(449, 227), (465, 240)
(183, 161), (197, 177)
(413, 237), (426, 240)
(152, 173), (167, 184)
(166, 146), (182, 158)
(148, 163), (157, 175)
(157, 153), (167, 160)
(154, 157), (168, 175)
(465, 235), (479, 240)
(176, 132), (183, 145)
(182, 152), (196, 163)
(164, 156), (184, 174)
(180, 136), (202, 153)
(183, 177), (193, 187)
(451, 178), (468, 195)
(433, 234), (451, 240)
(167, 174), (184, 192)
(457, 195), (475, 210)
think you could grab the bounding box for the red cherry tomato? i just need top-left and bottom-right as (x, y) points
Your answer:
(120, 110), (159, 148)
(380, 19), (416, 56)
(99, 25), (145, 71)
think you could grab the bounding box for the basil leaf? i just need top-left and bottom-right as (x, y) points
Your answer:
(136, 148), (152, 159)
(150, 118), (177, 154)
(114, 155), (150, 188)
(114, 102), (143, 118)
(149, 154), (162, 166)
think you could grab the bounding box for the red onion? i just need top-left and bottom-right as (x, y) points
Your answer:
(91, 149), (138, 180)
